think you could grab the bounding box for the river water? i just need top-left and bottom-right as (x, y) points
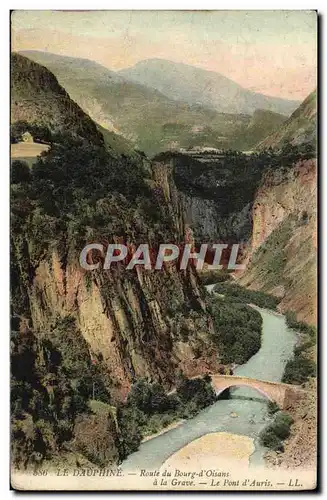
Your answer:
(122, 286), (297, 471)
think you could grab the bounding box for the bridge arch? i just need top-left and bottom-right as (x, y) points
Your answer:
(214, 383), (275, 403)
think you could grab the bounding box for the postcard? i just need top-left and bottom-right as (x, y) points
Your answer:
(10, 9), (317, 491)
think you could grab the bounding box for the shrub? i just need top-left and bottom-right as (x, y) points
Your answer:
(272, 412), (293, 440)
(10, 313), (115, 468)
(260, 428), (284, 451)
(10, 323), (91, 467)
(199, 269), (231, 286)
(213, 282), (279, 310)
(117, 375), (216, 458)
(207, 296), (263, 364)
(46, 316), (111, 405)
(10, 120), (29, 143)
(285, 311), (317, 339)
(283, 312), (316, 385)
(10, 121), (53, 144)
(282, 355), (316, 385)
(116, 405), (144, 461)
(142, 413), (176, 436)
(176, 377), (216, 412)
(126, 380), (174, 415)
(267, 401), (280, 415)
(259, 411), (293, 451)
(73, 411), (119, 467)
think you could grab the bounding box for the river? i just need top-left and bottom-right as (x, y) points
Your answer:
(121, 286), (297, 471)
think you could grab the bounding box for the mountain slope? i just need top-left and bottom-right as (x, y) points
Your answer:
(256, 90), (317, 151)
(232, 109), (286, 150)
(19, 51), (285, 155)
(119, 58), (300, 116)
(11, 53), (104, 146)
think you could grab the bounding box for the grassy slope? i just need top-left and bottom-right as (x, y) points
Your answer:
(240, 158), (317, 326)
(233, 109), (287, 150)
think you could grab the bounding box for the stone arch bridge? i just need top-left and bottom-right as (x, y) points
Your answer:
(209, 374), (305, 409)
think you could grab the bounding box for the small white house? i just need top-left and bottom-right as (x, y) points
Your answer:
(21, 131), (34, 143)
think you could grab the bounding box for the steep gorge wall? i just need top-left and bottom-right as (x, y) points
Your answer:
(152, 156), (253, 246)
(239, 159), (317, 324)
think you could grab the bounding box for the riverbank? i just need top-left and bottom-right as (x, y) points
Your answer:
(142, 420), (185, 443)
(264, 378), (317, 471)
(161, 432), (255, 470)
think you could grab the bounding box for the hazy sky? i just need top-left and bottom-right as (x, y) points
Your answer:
(12, 10), (317, 100)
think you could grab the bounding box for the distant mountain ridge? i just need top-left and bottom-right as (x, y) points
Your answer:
(119, 58), (300, 116)
(18, 51), (293, 155)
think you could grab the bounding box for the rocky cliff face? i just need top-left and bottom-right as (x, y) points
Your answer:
(153, 150), (317, 325)
(152, 141), (317, 326)
(11, 53), (317, 471)
(250, 159), (317, 255)
(25, 248), (220, 402)
(240, 158), (317, 324)
(246, 92), (318, 474)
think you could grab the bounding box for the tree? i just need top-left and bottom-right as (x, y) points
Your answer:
(272, 412), (293, 440)
(176, 377), (216, 411)
(116, 404), (144, 460)
(11, 160), (31, 184)
(127, 380), (172, 415)
(260, 428), (284, 451)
